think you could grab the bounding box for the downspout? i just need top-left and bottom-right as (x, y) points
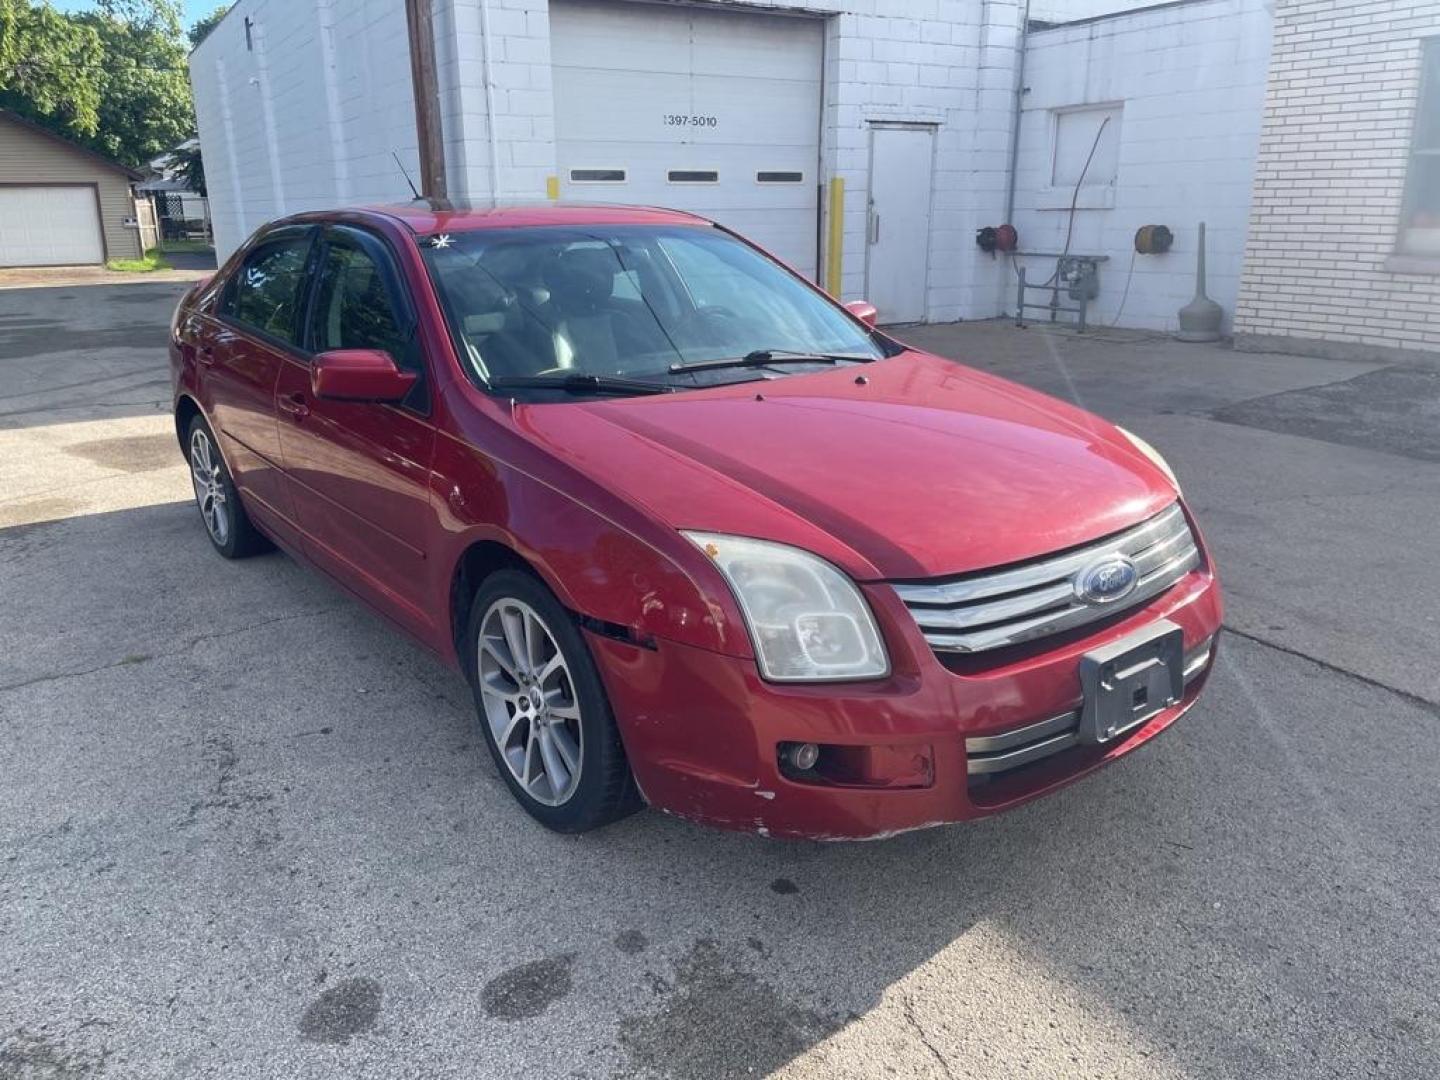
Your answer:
(405, 0), (448, 201)
(1003, 0), (1031, 224)
(478, 0), (503, 200)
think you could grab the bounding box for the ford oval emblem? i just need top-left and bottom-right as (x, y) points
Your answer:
(1074, 556), (1139, 605)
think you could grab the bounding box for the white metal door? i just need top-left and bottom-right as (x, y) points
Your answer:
(550, 0), (823, 279)
(0, 186), (105, 266)
(866, 126), (936, 324)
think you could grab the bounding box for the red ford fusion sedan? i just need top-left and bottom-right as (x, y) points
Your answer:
(169, 202), (1221, 840)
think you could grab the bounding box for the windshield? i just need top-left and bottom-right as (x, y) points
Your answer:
(419, 224), (891, 396)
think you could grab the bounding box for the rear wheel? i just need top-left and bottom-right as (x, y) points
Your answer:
(465, 569), (639, 832)
(187, 415), (270, 559)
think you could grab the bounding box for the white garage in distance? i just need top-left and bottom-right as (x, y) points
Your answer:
(0, 110), (143, 267)
(0, 187), (106, 267)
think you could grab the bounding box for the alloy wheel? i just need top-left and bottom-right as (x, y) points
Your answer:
(476, 598), (584, 807)
(189, 427), (230, 546)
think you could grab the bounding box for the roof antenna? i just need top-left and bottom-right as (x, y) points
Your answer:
(392, 151), (422, 201)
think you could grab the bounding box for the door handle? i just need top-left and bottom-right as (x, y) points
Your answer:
(278, 393), (310, 420)
(869, 211), (881, 245)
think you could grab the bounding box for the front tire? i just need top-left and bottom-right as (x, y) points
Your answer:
(464, 569), (639, 833)
(186, 415), (270, 559)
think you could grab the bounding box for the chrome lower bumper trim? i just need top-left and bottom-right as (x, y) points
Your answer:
(1183, 643), (1212, 682)
(967, 724), (1081, 775)
(965, 636), (1214, 777)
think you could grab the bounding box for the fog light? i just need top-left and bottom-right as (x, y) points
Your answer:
(782, 741), (821, 771)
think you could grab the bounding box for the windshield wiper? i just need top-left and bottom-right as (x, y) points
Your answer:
(668, 348), (876, 374)
(486, 373), (674, 397)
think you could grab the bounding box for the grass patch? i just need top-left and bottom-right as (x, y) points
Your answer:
(106, 247), (172, 272)
(159, 239), (214, 254)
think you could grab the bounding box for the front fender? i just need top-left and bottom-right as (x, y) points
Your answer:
(430, 429), (750, 662)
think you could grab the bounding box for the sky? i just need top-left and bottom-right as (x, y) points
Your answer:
(47, 0), (223, 30)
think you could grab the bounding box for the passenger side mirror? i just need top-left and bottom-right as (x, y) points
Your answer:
(311, 349), (417, 403)
(844, 299), (879, 328)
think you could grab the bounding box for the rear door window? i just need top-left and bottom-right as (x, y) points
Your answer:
(224, 229), (315, 345)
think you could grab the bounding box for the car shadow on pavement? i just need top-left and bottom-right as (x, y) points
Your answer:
(1, 503), (1436, 1079)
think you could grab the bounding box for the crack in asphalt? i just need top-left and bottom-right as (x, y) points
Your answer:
(1202, 413), (1440, 465)
(901, 992), (956, 1080)
(0, 367), (169, 404)
(0, 393), (171, 422)
(0, 608), (343, 696)
(1205, 361), (1392, 412)
(1187, 472), (1424, 517)
(1222, 625), (1440, 715)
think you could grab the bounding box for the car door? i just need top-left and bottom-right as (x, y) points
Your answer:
(273, 224), (439, 640)
(201, 225), (317, 543)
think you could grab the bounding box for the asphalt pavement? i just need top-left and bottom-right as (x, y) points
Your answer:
(2, 283), (1436, 1079)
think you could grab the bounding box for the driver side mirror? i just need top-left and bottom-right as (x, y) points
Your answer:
(844, 299), (879, 328)
(311, 349), (417, 403)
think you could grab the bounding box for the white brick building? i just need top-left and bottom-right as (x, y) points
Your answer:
(1234, 0), (1440, 360)
(190, 0), (1030, 326)
(1007, 0), (1272, 331)
(189, 0), (1439, 357)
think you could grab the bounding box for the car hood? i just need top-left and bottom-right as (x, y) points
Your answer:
(514, 352), (1179, 581)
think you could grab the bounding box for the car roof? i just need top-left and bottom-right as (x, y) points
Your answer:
(341, 199), (713, 235)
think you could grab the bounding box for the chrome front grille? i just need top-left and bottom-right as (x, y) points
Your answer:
(892, 503), (1200, 654)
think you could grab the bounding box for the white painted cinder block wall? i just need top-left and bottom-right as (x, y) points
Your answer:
(191, 0), (1025, 323)
(811, 0), (1024, 315)
(1006, 0), (1273, 333)
(433, 0), (558, 212)
(1027, 0), (1168, 24)
(190, 0), (426, 262)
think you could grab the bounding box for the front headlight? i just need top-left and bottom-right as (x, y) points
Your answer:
(1117, 426), (1180, 490)
(684, 532), (889, 682)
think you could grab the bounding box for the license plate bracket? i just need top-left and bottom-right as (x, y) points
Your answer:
(1079, 620), (1184, 744)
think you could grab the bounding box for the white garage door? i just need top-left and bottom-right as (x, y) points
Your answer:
(0, 185), (106, 267)
(551, 0), (823, 279)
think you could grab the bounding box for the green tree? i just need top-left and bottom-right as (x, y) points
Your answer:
(166, 141), (204, 196)
(0, 0), (193, 168)
(0, 0), (104, 138)
(73, 0), (192, 166)
(188, 4), (228, 48)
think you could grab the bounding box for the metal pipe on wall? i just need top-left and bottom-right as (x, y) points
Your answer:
(826, 177), (845, 297)
(478, 0), (503, 200)
(1003, 0), (1031, 225)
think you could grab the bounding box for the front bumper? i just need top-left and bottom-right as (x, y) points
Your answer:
(589, 565), (1222, 840)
